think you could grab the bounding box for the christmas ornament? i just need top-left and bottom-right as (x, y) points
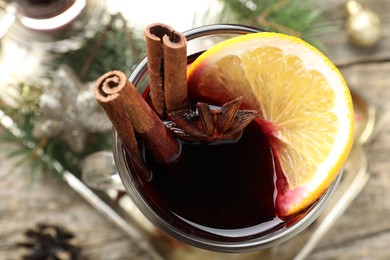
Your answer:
(32, 65), (111, 152)
(344, 0), (381, 48)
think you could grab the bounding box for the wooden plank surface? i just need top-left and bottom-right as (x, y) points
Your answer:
(1, 0), (390, 259)
(0, 141), (152, 260)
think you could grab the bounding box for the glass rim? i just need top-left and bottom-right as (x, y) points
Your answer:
(113, 23), (343, 252)
(114, 131), (342, 252)
(129, 24), (263, 87)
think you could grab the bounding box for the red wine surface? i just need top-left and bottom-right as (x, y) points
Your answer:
(125, 52), (292, 241)
(127, 120), (288, 241)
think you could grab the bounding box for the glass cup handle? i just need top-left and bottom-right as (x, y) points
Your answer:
(81, 151), (125, 191)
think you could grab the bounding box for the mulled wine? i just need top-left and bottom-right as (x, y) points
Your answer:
(124, 67), (284, 242)
(129, 120), (288, 242)
(122, 52), (307, 243)
(108, 24), (343, 252)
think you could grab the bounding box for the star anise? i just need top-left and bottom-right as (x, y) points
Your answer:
(167, 96), (258, 142)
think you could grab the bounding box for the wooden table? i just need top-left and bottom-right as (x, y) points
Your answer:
(1, 0), (389, 259)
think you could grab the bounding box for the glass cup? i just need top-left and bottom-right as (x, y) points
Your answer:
(108, 24), (343, 253)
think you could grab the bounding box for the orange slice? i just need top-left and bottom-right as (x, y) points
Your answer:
(187, 32), (354, 217)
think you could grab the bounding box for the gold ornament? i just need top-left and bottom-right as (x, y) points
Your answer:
(344, 0), (381, 48)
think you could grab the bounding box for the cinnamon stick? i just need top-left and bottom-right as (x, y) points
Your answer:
(94, 70), (180, 165)
(145, 24), (165, 117)
(145, 23), (188, 117)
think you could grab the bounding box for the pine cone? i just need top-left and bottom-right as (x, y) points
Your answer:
(17, 223), (81, 260)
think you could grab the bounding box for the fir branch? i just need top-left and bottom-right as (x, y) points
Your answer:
(53, 13), (145, 83)
(0, 105), (111, 178)
(218, 0), (335, 48)
(0, 13), (136, 179)
(0, 108), (63, 178)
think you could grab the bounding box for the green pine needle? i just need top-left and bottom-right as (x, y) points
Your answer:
(56, 13), (145, 83)
(217, 0), (336, 48)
